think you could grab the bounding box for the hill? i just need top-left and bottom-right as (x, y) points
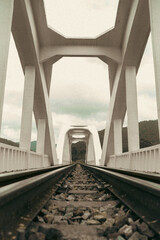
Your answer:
(0, 138), (19, 147)
(72, 141), (86, 162)
(72, 120), (159, 160)
(0, 138), (36, 152)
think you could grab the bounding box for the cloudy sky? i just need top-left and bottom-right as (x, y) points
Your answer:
(1, 0), (157, 143)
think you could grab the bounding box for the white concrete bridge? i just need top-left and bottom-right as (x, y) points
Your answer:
(0, 0), (160, 173)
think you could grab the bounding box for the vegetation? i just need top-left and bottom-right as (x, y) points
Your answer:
(72, 141), (86, 162)
(31, 141), (36, 151)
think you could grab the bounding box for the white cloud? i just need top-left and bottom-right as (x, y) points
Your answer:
(5, 35), (24, 92)
(51, 57), (109, 103)
(138, 95), (157, 121)
(44, 0), (118, 38)
(1, 126), (20, 142)
(137, 35), (155, 96)
(50, 57), (109, 141)
(2, 104), (21, 125)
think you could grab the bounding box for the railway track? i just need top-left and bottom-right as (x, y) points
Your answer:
(0, 165), (69, 187)
(0, 165), (74, 240)
(84, 165), (160, 233)
(0, 164), (159, 239)
(93, 166), (160, 184)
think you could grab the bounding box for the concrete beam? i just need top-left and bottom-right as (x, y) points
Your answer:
(0, 0), (14, 133)
(40, 46), (122, 64)
(36, 119), (46, 154)
(62, 133), (71, 164)
(20, 66), (35, 151)
(113, 119), (122, 155)
(70, 138), (86, 142)
(149, 0), (160, 141)
(125, 66), (139, 151)
(87, 134), (96, 165)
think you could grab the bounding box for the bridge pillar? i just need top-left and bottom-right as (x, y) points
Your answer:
(149, 0), (160, 141)
(20, 66), (35, 150)
(125, 66), (139, 151)
(113, 119), (122, 154)
(36, 119), (46, 154)
(86, 134), (95, 165)
(0, 0), (14, 133)
(62, 133), (71, 164)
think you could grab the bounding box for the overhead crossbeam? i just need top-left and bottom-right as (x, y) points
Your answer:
(40, 46), (121, 64)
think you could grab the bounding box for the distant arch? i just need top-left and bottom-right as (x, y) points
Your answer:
(56, 125), (102, 165)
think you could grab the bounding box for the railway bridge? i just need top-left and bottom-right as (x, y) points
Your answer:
(1, 1), (160, 239)
(0, 0), (160, 173)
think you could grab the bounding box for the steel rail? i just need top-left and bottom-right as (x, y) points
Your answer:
(0, 164), (74, 240)
(0, 164), (70, 187)
(93, 165), (160, 184)
(83, 164), (160, 235)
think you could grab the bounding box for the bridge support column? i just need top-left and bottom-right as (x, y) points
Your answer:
(87, 134), (95, 165)
(62, 134), (71, 164)
(125, 66), (139, 151)
(114, 119), (122, 154)
(69, 140), (72, 164)
(0, 0), (14, 133)
(149, 0), (160, 141)
(36, 119), (46, 154)
(20, 66), (35, 150)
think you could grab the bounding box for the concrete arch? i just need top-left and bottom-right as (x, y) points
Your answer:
(56, 125), (101, 165)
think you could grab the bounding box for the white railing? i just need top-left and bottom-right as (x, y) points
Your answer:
(0, 143), (50, 173)
(108, 144), (160, 173)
